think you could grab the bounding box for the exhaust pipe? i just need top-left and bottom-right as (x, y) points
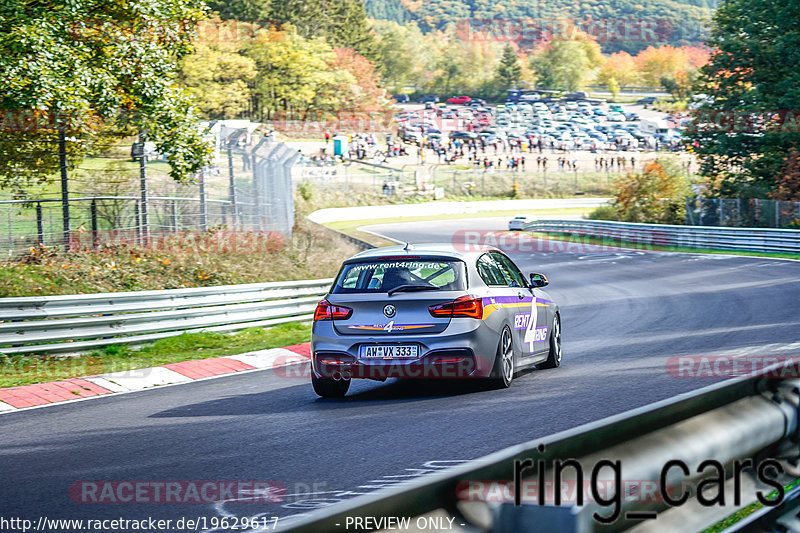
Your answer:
(332, 372), (342, 381)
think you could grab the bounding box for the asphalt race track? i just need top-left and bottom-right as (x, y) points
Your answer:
(1, 218), (799, 531)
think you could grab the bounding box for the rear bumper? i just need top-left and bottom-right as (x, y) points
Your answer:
(311, 321), (498, 380)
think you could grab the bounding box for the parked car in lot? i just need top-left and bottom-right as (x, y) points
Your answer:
(625, 112), (640, 121)
(310, 244), (562, 397)
(607, 112), (626, 122)
(418, 95), (439, 103)
(637, 96), (658, 105)
(450, 131), (479, 140)
(447, 96), (472, 105)
(392, 94), (410, 103)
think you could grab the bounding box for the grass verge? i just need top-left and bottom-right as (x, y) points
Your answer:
(702, 477), (800, 532)
(0, 322), (311, 388)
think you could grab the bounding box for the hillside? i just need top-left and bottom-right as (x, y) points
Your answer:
(365, 0), (715, 53)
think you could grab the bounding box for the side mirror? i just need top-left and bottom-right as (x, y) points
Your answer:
(529, 273), (549, 288)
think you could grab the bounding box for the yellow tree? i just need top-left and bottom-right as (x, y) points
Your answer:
(180, 40), (257, 119)
(634, 46), (691, 86)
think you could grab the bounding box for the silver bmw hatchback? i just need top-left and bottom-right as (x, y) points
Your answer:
(310, 243), (561, 397)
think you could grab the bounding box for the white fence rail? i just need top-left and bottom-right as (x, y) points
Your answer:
(0, 279), (333, 355)
(526, 219), (800, 254)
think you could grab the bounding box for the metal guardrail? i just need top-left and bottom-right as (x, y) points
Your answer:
(525, 219), (800, 254)
(0, 279), (333, 355)
(276, 366), (800, 532)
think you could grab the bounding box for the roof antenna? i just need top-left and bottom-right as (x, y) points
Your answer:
(404, 242), (412, 251)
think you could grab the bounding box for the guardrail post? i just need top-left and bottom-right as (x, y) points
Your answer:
(90, 199), (98, 249)
(36, 202), (44, 246)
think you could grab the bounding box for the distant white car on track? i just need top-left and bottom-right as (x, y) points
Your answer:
(508, 215), (534, 231)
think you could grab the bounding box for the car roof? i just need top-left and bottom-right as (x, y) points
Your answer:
(344, 243), (500, 263)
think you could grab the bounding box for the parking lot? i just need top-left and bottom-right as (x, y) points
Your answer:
(392, 96), (688, 173)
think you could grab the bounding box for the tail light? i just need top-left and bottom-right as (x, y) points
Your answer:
(313, 300), (353, 321)
(429, 295), (483, 319)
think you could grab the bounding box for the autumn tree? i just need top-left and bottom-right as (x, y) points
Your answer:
(772, 150), (800, 201)
(686, 0), (800, 198)
(610, 159), (691, 224)
(532, 30), (603, 92)
(180, 38), (257, 119)
(0, 0), (213, 189)
(246, 27), (338, 119)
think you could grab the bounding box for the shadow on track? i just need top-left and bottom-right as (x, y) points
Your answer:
(147, 371), (538, 418)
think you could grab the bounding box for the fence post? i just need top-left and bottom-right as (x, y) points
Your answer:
(134, 200), (141, 245)
(718, 198), (723, 226)
(90, 199), (98, 249)
(227, 143), (238, 229)
(737, 198), (741, 226)
(775, 200), (780, 228)
(199, 167), (208, 232)
(58, 129), (71, 250)
(36, 202), (44, 246)
(138, 131), (150, 244)
(171, 201), (179, 232)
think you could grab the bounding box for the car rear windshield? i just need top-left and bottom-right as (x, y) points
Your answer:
(332, 259), (467, 293)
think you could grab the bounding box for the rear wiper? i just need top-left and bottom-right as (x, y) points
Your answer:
(387, 285), (439, 296)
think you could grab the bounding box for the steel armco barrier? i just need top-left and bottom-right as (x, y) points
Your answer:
(524, 219), (800, 254)
(275, 366), (800, 532)
(0, 279), (333, 355)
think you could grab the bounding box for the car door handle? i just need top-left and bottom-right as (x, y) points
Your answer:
(518, 292), (525, 299)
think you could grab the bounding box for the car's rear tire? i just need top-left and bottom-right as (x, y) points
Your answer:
(312, 375), (350, 398)
(540, 314), (562, 369)
(488, 327), (514, 388)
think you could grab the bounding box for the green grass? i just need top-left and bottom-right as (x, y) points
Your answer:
(526, 231), (800, 261)
(702, 477), (800, 532)
(0, 322), (311, 388)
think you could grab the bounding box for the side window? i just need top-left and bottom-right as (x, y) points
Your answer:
(476, 254), (507, 286)
(492, 252), (526, 288)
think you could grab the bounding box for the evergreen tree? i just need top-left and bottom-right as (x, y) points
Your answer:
(496, 45), (521, 89)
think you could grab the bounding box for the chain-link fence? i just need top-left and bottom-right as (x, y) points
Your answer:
(0, 131), (297, 255)
(294, 160), (417, 198)
(429, 168), (616, 197)
(686, 197), (800, 228)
